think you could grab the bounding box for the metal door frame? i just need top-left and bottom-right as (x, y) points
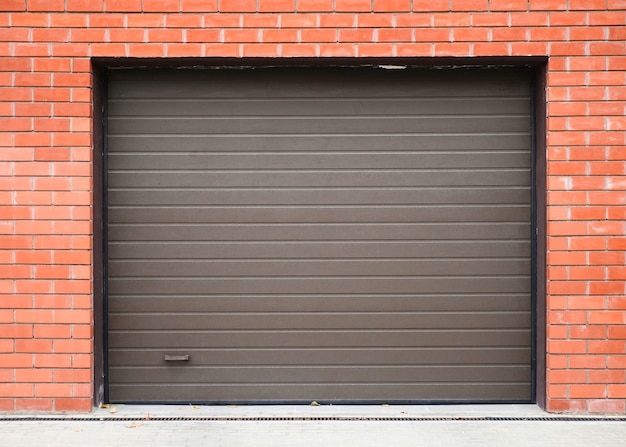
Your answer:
(92, 57), (547, 408)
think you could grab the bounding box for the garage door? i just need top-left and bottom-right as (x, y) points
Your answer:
(106, 67), (533, 403)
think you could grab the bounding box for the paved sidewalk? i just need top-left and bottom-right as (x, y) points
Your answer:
(1, 405), (626, 447)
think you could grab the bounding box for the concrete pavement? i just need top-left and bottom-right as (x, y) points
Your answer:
(1, 404), (625, 446)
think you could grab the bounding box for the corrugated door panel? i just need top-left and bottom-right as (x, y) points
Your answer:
(106, 67), (533, 403)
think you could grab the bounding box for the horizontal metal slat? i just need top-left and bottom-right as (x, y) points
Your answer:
(108, 329), (532, 349)
(108, 382), (532, 403)
(109, 347), (531, 367)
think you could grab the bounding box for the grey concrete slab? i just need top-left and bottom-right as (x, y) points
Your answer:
(1, 405), (625, 447)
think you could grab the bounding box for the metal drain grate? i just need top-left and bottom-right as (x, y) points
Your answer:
(2, 416), (626, 422)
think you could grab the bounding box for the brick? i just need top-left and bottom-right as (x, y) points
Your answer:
(15, 250), (52, 265)
(609, 297), (626, 310)
(72, 354), (93, 369)
(433, 43), (471, 56)
(296, 0), (333, 11)
(0, 28), (29, 42)
(546, 399), (587, 412)
(548, 340), (587, 354)
(147, 29), (184, 42)
(569, 355), (607, 369)
(411, 0), (448, 10)
(569, 207), (607, 221)
(588, 340), (626, 354)
(569, 384), (607, 399)
(319, 13), (357, 27)
(339, 29), (375, 42)
(358, 43), (395, 57)
(588, 11), (626, 26)
(241, 44), (280, 57)
(590, 42), (626, 56)
(34, 383), (72, 398)
(54, 397), (91, 411)
(473, 43), (509, 56)
(242, 14), (279, 27)
(180, 0), (218, 11)
(53, 279), (91, 294)
(143, 0), (180, 11)
(220, 0), (256, 12)
(66, 0), (103, 12)
(0, 0), (26, 11)
(452, 28), (489, 42)
(589, 369), (626, 384)
(280, 14), (317, 27)
(185, 29), (221, 42)
(301, 29), (337, 42)
(15, 309), (54, 324)
(15, 369), (53, 383)
(224, 29), (260, 43)
(33, 324), (71, 339)
(511, 12), (549, 26)
(589, 281), (625, 295)
(258, 0), (295, 12)
(88, 13), (124, 27)
(373, 0), (410, 12)
(48, 13), (88, 27)
(33, 87), (70, 102)
(282, 43), (318, 57)
(52, 339), (92, 353)
(589, 311), (626, 325)
(529, 0), (567, 9)
(54, 368), (92, 383)
(569, 325), (608, 339)
(548, 369), (587, 384)
(608, 356), (626, 368)
(0, 384), (33, 398)
(394, 14), (431, 27)
(126, 14), (166, 27)
(433, 13), (470, 27)
(262, 29), (299, 42)
(15, 339), (53, 353)
(396, 43), (432, 56)
(450, 0), (487, 9)
(332, 0), (368, 11)
(319, 44), (357, 57)
(588, 399), (626, 413)
(548, 310), (587, 324)
(53, 310), (92, 325)
(105, 0), (142, 11)
(166, 14), (203, 27)
(33, 354), (71, 368)
(0, 325), (33, 339)
(491, 28), (528, 41)
(546, 383), (567, 398)
(377, 29), (413, 42)
(490, 0), (528, 10)
(414, 28), (451, 42)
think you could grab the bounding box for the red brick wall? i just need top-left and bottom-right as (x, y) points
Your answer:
(1, 0), (625, 413)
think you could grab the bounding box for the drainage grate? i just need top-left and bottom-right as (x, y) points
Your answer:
(2, 416), (626, 422)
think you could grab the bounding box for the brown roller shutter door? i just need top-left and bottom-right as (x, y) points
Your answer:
(106, 67), (533, 403)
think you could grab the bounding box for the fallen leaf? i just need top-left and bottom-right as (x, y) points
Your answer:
(310, 401), (321, 406)
(191, 406), (200, 410)
(227, 405), (239, 408)
(126, 422), (143, 429)
(109, 407), (118, 414)
(73, 428), (82, 433)
(381, 404), (390, 407)
(145, 413), (151, 420)
(100, 404), (111, 409)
